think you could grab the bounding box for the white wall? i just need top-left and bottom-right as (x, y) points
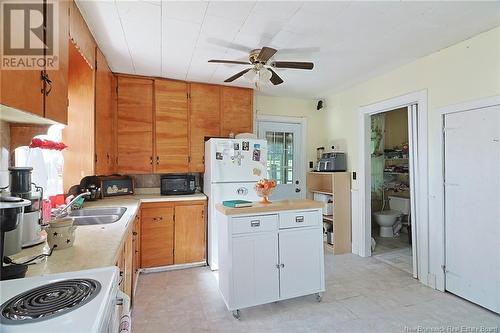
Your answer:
(323, 26), (500, 288)
(254, 94), (327, 166)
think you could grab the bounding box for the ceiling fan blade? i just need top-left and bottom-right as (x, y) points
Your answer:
(224, 68), (251, 83)
(208, 59), (250, 65)
(268, 68), (284, 85)
(257, 47), (277, 63)
(271, 61), (314, 70)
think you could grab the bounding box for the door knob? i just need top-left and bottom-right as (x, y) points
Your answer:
(295, 188), (301, 193)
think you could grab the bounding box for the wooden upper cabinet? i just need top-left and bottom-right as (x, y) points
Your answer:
(44, 0), (70, 124)
(220, 86), (254, 137)
(0, 69), (43, 117)
(154, 79), (189, 173)
(141, 205), (174, 268)
(95, 48), (116, 175)
(174, 203), (206, 265)
(116, 76), (153, 174)
(189, 83), (221, 172)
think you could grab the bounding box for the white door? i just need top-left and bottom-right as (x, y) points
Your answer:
(444, 105), (500, 314)
(232, 233), (279, 309)
(279, 228), (323, 299)
(257, 121), (305, 200)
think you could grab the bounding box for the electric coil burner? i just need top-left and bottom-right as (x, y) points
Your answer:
(0, 279), (101, 324)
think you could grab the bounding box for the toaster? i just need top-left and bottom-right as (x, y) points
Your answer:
(316, 152), (347, 172)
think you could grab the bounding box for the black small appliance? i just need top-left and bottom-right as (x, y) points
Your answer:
(160, 175), (196, 195)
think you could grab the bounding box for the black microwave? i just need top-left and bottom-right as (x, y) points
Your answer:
(160, 175), (196, 195)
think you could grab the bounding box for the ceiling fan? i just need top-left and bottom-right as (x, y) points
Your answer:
(208, 47), (314, 87)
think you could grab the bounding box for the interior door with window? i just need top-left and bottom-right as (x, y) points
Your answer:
(257, 121), (304, 200)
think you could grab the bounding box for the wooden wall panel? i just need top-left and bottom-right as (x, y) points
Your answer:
(62, 42), (95, 192)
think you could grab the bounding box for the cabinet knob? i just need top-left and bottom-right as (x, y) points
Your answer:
(150, 156), (153, 165)
(156, 156), (160, 165)
(132, 231), (138, 236)
(280, 263), (285, 268)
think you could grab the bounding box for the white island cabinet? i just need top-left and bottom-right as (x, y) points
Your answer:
(216, 200), (325, 318)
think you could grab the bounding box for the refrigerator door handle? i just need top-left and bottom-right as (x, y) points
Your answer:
(236, 187), (249, 195)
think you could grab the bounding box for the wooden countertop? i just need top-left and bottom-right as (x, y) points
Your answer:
(216, 199), (323, 216)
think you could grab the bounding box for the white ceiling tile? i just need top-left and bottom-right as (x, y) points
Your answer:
(205, 1), (256, 24)
(163, 1), (208, 24)
(77, 0), (500, 98)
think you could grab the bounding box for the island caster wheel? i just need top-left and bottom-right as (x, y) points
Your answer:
(232, 309), (241, 320)
(316, 293), (323, 302)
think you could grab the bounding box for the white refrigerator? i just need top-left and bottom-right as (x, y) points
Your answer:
(204, 138), (268, 270)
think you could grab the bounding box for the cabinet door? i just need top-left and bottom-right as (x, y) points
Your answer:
(140, 206), (174, 268)
(174, 203), (206, 264)
(279, 228), (323, 299)
(116, 77), (153, 174)
(232, 233), (279, 308)
(132, 213), (140, 298)
(154, 79), (189, 173)
(123, 228), (133, 298)
(220, 86), (253, 137)
(44, 0), (69, 124)
(95, 48), (115, 174)
(0, 69), (43, 117)
(189, 83), (220, 172)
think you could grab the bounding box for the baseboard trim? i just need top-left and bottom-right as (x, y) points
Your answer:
(140, 261), (207, 273)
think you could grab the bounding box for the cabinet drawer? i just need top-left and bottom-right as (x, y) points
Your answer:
(232, 215), (278, 234)
(279, 211), (320, 229)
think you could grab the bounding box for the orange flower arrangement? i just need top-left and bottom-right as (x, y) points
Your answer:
(254, 178), (277, 204)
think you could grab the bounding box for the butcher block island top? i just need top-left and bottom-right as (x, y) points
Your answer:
(216, 199), (323, 216)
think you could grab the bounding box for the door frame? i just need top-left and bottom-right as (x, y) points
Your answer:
(436, 95), (500, 292)
(256, 115), (307, 199)
(357, 90), (428, 284)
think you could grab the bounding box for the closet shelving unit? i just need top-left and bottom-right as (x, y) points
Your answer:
(306, 171), (351, 254)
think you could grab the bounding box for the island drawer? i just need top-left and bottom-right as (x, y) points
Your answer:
(279, 210), (320, 229)
(232, 214), (278, 234)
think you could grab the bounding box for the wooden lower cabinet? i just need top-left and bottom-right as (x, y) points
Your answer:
(115, 225), (134, 302)
(140, 200), (207, 268)
(140, 203), (175, 268)
(174, 202), (206, 264)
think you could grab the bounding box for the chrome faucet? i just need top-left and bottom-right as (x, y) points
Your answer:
(52, 191), (91, 218)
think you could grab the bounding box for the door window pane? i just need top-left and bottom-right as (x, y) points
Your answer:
(265, 131), (294, 184)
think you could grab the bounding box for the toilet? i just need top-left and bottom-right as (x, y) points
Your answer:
(373, 196), (410, 237)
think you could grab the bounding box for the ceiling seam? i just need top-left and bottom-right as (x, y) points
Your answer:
(185, 2), (209, 81)
(114, 0), (136, 73)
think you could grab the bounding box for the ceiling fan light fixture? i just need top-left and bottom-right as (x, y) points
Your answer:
(259, 67), (272, 83)
(243, 68), (258, 82)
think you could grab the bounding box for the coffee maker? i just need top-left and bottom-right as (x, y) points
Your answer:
(0, 196), (31, 280)
(4, 167), (44, 255)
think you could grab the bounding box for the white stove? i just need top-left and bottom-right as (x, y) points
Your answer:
(0, 266), (128, 333)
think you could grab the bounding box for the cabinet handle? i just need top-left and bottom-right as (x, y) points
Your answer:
(276, 264), (280, 269)
(156, 156), (160, 165)
(280, 263), (285, 268)
(250, 220), (260, 227)
(41, 72), (52, 96)
(152, 217), (163, 222)
(296, 216), (304, 223)
(150, 156), (153, 165)
(132, 231), (138, 236)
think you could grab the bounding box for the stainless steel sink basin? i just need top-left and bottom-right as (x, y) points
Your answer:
(69, 207), (127, 217)
(69, 207), (127, 226)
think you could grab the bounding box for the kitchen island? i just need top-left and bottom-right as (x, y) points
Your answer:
(215, 199), (325, 319)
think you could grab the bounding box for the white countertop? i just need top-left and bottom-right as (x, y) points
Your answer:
(10, 192), (207, 277)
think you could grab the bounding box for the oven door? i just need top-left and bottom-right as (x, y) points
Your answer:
(102, 290), (131, 333)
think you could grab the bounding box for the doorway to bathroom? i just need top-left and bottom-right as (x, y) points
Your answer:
(357, 90), (429, 283)
(370, 108), (413, 275)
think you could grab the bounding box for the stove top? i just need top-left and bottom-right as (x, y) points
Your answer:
(0, 279), (101, 324)
(0, 267), (119, 333)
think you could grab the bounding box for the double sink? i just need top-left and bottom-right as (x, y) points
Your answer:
(69, 207), (127, 226)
